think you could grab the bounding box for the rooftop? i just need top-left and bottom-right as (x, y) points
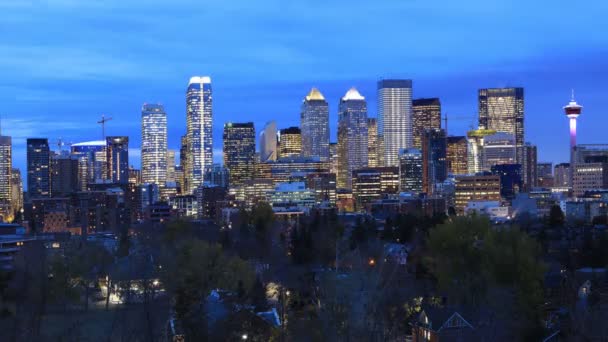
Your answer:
(71, 140), (106, 147)
(305, 87), (325, 101)
(342, 87), (365, 101)
(188, 76), (211, 85)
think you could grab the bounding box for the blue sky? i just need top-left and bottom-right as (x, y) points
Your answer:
(1, 0), (607, 180)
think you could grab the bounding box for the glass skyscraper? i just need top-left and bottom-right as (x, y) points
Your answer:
(0, 136), (12, 220)
(337, 87), (368, 189)
(412, 98), (441, 150)
(301, 88), (329, 161)
(278, 127), (302, 158)
(399, 148), (423, 193)
(478, 87), (524, 163)
(260, 121), (278, 163)
(223, 122), (256, 186)
(141, 103), (168, 185)
(106, 136), (129, 184)
(186, 76), (213, 194)
(377, 79), (413, 167)
(27, 138), (51, 198)
(422, 128), (447, 195)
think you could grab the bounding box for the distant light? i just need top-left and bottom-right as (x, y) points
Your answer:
(368, 258), (376, 266)
(241, 334), (248, 340)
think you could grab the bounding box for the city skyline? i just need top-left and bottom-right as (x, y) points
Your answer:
(1, 1), (607, 183)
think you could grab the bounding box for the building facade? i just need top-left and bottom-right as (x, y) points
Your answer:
(106, 136), (129, 184)
(398, 148), (423, 193)
(573, 163), (608, 197)
(301, 88), (330, 161)
(27, 138), (51, 198)
(454, 174), (501, 215)
(554, 163), (571, 188)
(446, 136), (468, 175)
(0, 136), (12, 220)
(278, 127), (302, 158)
(377, 79), (413, 166)
(338, 88), (368, 189)
(422, 129), (447, 195)
(51, 154), (79, 197)
(352, 167), (399, 210)
(223, 122), (256, 186)
(186, 76), (213, 194)
(412, 98), (441, 150)
(141, 103), (168, 185)
(260, 121), (278, 163)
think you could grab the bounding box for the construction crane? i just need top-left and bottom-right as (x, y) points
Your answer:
(443, 113), (476, 135)
(97, 114), (113, 139)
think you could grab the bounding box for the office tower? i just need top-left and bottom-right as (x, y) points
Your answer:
(537, 162), (554, 188)
(51, 154), (79, 197)
(398, 148), (423, 193)
(329, 142), (338, 175)
(141, 103), (167, 185)
(186, 76), (213, 194)
(27, 138), (51, 198)
(377, 79), (413, 166)
(0, 136), (11, 220)
(166, 149), (176, 183)
(367, 118), (380, 167)
(179, 135), (189, 192)
(422, 129), (447, 195)
(10, 168), (23, 216)
(482, 132), (517, 169)
(478, 87), (524, 163)
(522, 143), (538, 191)
(106, 136), (129, 184)
(223, 122), (256, 186)
(204, 164), (230, 188)
(564, 94), (583, 185)
(278, 127), (302, 158)
(573, 162), (608, 197)
(446, 136), (468, 175)
(301, 88), (330, 161)
(491, 164), (522, 200)
(260, 121), (278, 162)
(554, 163), (571, 188)
(305, 172), (337, 205)
(338, 87), (368, 189)
(71, 140), (106, 189)
(352, 167), (399, 210)
(412, 98), (441, 150)
(129, 167), (142, 185)
(256, 157), (329, 185)
(467, 129), (496, 174)
(454, 174), (501, 215)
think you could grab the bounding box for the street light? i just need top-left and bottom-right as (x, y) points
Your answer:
(241, 333), (248, 340)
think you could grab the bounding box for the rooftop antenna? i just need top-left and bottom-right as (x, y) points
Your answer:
(97, 114), (113, 139)
(571, 88), (575, 101)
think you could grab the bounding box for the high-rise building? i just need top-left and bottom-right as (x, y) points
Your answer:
(0, 136), (12, 220)
(71, 140), (107, 187)
(537, 162), (554, 188)
(573, 162), (608, 197)
(329, 142), (338, 175)
(106, 136), (129, 184)
(454, 174), (501, 215)
(256, 156), (329, 185)
(204, 164), (229, 188)
(482, 132), (517, 169)
(378, 79), (413, 166)
(51, 154), (79, 197)
(412, 98), (441, 150)
(491, 164), (522, 200)
(186, 76), (213, 194)
(10, 168), (23, 217)
(554, 163), (571, 188)
(367, 118), (380, 167)
(27, 138), (51, 198)
(141, 103), (167, 185)
(260, 121), (278, 162)
(398, 148), (423, 193)
(564, 93), (583, 185)
(446, 136), (468, 175)
(338, 87), (368, 189)
(522, 143), (538, 191)
(278, 127), (302, 158)
(478, 87), (524, 163)
(352, 167), (399, 210)
(223, 122), (256, 186)
(166, 150), (176, 183)
(301, 88), (330, 161)
(467, 129), (496, 174)
(129, 167), (142, 185)
(305, 172), (337, 205)
(422, 129), (447, 195)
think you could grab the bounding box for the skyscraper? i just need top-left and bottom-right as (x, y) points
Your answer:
(422, 129), (447, 195)
(186, 76), (213, 194)
(467, 129), (496, 174)
(106, 136), (129, 184)
(522, 143), (538, 191)
(51, 154), (79, 197)
(398, 148), (423, 193)
(166, 150), (176, 183)
(491, 164), (522, 200)
(329, 142), (338, 175)
(27, 138), (51, 198)
(141, 103), (168, 185)
(10, 168), (23, 217)
(367, 118), (380, 167)
(0, 136), (12, 220)
(412, 98), (442, 150)
(260, 121), (278, 162)
(478, 87), (524, 163)
(378, 79), (413, 166)
(338, 87), (368, 189)
(446, 136), (468, 175)
(554, 163), (571, 188)
(301, 88), (329, 161)
(278, 127), (302, 158)
(482, 132), (517, 169)
(564, 93), (583, 186)
(223, 122), (256, 186)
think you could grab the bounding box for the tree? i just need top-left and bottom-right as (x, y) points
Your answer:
(251, 201), (274, 235)
(548, 205), (565, 227)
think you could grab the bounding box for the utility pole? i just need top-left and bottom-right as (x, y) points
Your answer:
(97, 114), (113, 139)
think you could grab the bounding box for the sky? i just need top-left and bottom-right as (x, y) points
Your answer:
(1, 0), (607, 184)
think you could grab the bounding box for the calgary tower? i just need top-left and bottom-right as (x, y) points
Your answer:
(563, 90), (582, 186)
